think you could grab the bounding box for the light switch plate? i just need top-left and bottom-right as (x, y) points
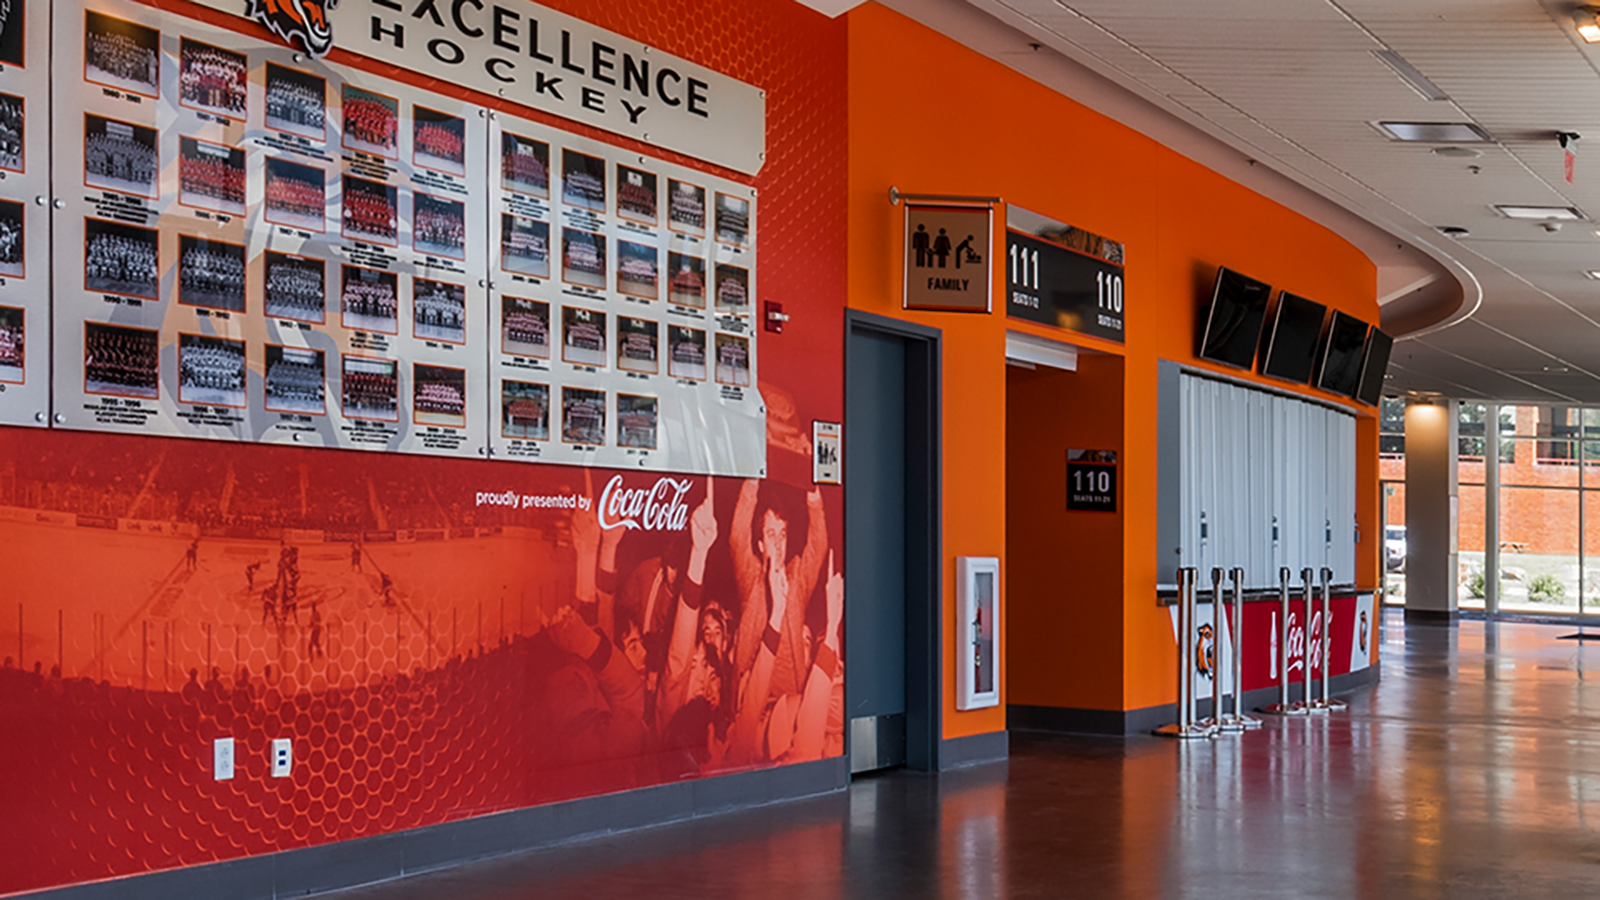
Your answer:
(214, 737), (235, 781)
(270, 738), (291, 778)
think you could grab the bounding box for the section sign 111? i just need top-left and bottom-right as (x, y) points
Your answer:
(1004, 228), (1125, 343)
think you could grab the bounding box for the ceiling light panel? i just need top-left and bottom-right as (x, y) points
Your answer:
(1376, 121), (1493, 142)
(1494, 205), (1584, 220)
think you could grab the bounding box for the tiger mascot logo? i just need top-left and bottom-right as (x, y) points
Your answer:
(1359, 610), (1369, 654)
(247, 0), (338, 58)
(1196, 623), (1215, 680)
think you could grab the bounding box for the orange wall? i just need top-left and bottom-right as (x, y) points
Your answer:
(846, 3), (1379, 723)
(1005, 355), (1126, 710)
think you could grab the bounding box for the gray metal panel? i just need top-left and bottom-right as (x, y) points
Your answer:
(1174, 370), (1360, 590)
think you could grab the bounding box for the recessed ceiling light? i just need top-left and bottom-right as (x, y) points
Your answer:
(1584, 270), (1600, 279)
(1377, 121), (1492, 143)
(1577, 6), (1600, 42)
(1545, 366), (1572, 373)
(1437, 225), (1470, 238)
(1372, 50), (1450, 101)
(1432, 146), (1482, 159)
(1495, 204), (1584, 220)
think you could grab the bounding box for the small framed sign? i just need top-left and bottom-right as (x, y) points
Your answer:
(1067, 449), (1117, 512)
(813, 420), (841, 485)
(903, 204), (992, 312)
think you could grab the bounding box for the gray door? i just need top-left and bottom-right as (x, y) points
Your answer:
(846, 328), (908, 772)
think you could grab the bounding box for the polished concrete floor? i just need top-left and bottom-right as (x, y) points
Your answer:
(324, 610), (1600, 899)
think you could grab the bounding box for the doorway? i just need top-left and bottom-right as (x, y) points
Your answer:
(844, 310), (940, 773)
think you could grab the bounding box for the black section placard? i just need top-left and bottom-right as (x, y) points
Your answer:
(1004, 229), (1125, 343)
(1066, 455), (1117, 512)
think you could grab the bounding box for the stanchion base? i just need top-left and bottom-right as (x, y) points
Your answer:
(1308, 698), (1348, 712)
(1154, 723), (1216, 739)
(1304, 701), (1331, 715)
(1219, 714), (1263, 731)
(1198, 717), (1237, 734)
(1258, 702), (1309, 717)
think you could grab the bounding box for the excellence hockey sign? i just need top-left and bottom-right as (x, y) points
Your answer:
(193, 0), (767, 173)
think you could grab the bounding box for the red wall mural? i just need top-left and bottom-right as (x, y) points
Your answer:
(0, 0), (846, 893)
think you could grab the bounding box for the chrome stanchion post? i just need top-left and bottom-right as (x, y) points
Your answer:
(1315, 566), (1348, 711)
(1157, 568), (1212, 739)
(1222, 566), (1260, 730)
(1200, 567), (1226, 731)
(1261, 567), (1305, 716)
(1301, 567), (1327, 715)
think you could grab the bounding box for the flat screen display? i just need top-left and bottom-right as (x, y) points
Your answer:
(1198, 267), (1272, 369)
(1316, 311), (1369, 396)
(1355, 328), (1393, 406)
(1259, 291), (1327, 383)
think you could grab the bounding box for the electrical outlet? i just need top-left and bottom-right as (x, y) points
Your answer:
(214, 737), (235, 781)
(271, 738), (292, 778)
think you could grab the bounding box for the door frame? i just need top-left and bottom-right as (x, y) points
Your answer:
(843, 309), (943, 772)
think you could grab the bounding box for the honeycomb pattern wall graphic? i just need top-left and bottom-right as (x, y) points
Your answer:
(0, 0), (848, 889)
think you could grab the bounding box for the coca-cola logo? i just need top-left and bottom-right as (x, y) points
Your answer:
(597, 475), (692, 531)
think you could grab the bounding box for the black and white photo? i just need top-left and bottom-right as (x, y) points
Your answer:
(84, 218), (158, 299)
(264, 252), (324, 323)
(178, 333), (245, 407)
(85, 12), (158, 97)
(412, 277), (465, 344)
(84, 114), (157, 198)
(178, 234), (245, 312)
(264, 344), (325, 414)
(341, 265), (397, 334)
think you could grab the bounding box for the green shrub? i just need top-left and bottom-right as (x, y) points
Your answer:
(1529, 573), (1567, 603)
(1467, 573), (1485, 599)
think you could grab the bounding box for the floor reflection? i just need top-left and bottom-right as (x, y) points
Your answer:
(328, 611), (1600, 899)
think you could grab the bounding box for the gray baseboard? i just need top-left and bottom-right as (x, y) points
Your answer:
(1404, 608), (1460, 624)
(1009, 665), (1381, 736)
(938, 730), (1008, 769)
(19, 757), (850, 900)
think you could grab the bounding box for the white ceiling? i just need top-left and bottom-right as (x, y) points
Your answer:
(882, 0), (1600, 404)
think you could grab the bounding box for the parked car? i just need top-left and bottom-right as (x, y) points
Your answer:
(1385, 525), (1407, 573)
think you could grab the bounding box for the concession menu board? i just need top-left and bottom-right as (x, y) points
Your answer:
(488, 114), (761, 474)
(0, 0), (48, 427)
(46, 0), (762, 474)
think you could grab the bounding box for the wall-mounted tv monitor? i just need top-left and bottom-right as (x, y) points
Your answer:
(1316, 311), (1369, 397)
(1355, 328), (1393, 406)
(1198, 267), (1272, 370)
(1259, 291), (1327, 383)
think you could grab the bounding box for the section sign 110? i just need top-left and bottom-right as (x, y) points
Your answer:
(1004, 228), (1125, 343)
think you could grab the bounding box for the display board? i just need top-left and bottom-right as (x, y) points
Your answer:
(487, 112), (761, 472)
(46, 0), (763, 475)
(0, 0), (49, 426)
